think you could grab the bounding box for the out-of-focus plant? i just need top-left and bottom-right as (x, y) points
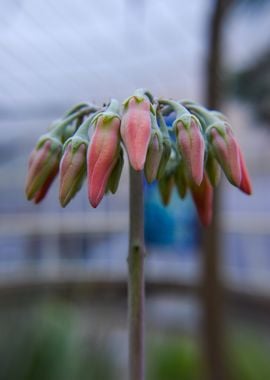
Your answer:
(147, 336), (200, 380)
(25, 89), (252, 380)
(0, 303), (118, 380)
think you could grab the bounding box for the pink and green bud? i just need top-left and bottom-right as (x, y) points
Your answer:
(25, 136), (62, 203)
(238, 147), (252, 195)
(87, 113), (121, 208)
(106, 146), (124, 194)
(120, 96), (152, 171)
(156, 138), (171, 179)
(59, 140), (87, 207)
(174, 159), (187, 199)
(205, 152), (221, 187)
(190, 173), (213, 226)
(175, 116), (205, 186)
(155, 110), (171, 180)
(208, 125), (241, 187)
(145, 123), (163, 183)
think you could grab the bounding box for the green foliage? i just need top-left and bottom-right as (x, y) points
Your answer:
(0, 303), (118, 380)
(147, 336), (200, 380)
(230, 330), (270, 380)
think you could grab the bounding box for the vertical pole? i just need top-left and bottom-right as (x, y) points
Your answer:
(202, 1), (234, 379)
(128, 166), (145, 380)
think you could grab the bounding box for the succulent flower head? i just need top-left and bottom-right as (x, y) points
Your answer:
(25, 94), (252, 225)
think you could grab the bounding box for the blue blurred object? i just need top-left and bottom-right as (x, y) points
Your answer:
(144, 181), (200, 252)
(163, 111), (176, 127)
(145, 110), (200, 252)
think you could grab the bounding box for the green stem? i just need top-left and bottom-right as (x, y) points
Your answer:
(134, 88), (154, 104)
(156, 110), (170, 138)
(64, 102), (92, 117)
(75, 110), (102, 139)
(158, 99), (188, 120)
(106, 98), (120, 115)
(128, 167), (145, 380)
(50, 107), (100, 139)
(180, 101), (220, 130)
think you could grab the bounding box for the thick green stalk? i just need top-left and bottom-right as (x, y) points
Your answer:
(128, 167), (145, 380)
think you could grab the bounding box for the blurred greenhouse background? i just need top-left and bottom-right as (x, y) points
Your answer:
(1, 0), (270, 379)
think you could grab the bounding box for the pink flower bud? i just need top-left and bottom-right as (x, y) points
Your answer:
(145, 133), (163, 183)
(87, 115), (121, 208)
(175, 117), (205, 186)
(190, 173), (213, 226)
(59, 142), (87, 207)
(209, 126), (241, 187)
(120, 97), (151, 171)
(25, 139), (61, 203)
(238, 148), (252, 195)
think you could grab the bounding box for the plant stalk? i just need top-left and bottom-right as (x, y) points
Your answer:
(128, 167), (145, 380)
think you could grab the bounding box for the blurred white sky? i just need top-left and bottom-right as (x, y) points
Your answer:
(0, 0), (269, 122)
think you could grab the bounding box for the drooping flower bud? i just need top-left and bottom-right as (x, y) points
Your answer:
(238, 147), (252, 195)
(156, 110), (172, 180)
(175, 116), (205, 186)
(87, 114), (121, 208)
(156, 138), (171, 180)
(25, 136), (62, 203)
(144, 116), (163, 183)
(205, 151), (221, 187)
(208, 125), (241, 187)
(59, 141), (87, 207)
(190, 173), (213, 226)
(174, 159), (187, 199)
(121, 96), (152, 171)
(158, 174), (175, 206)
(106, 146), (124, 194)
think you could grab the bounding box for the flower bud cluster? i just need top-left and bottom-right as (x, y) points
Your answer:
(25, 91), (252, 226)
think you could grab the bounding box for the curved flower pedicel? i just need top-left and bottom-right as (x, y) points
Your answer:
(121, 89), (153, 171)
(87, 99), (121, 208)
